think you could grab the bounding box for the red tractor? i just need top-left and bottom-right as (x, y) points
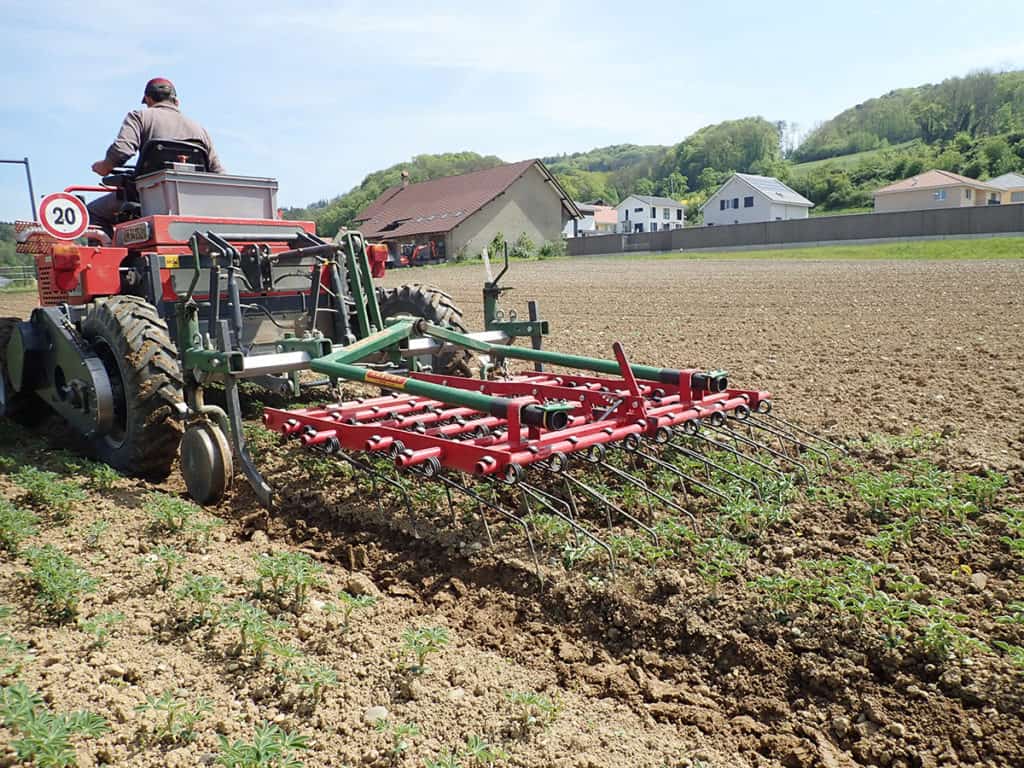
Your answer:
(1, 140), (473, 504)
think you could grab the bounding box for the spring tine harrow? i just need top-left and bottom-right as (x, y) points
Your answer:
(263, 327), (841, 578)
(752, 411), (846, 459)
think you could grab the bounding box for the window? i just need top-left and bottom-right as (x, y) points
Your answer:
(719, 200), (727, 211)
(1012, 191), (1024, 202)
(663, 208), (670, 219)
(964, 188), (972, 200)
(933, 190), (947, 201)
(634, 207), (643, 213)
(650, 207), (656, 218)
(676, 209), (683, 220)
(634, 223), (643, 233)
(744, 196), (754, 208)
(732, 198), (739, 209)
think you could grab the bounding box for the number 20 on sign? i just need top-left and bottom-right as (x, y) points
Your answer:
(39, 192), (90, 240)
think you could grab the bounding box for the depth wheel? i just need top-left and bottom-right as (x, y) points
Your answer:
(80, 296), (184, 478)
(0, 317), (48, 426)
(180, 420), (233, 505)
(376, 284), (474, 376)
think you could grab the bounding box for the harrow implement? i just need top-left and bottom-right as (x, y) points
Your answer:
(262, 318), (841, 579)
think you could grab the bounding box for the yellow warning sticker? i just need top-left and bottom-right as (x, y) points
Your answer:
(365, 370), (407, 390)
(164, 254), (180, 269)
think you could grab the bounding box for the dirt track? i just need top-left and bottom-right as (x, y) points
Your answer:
(2, 256), (1023, 768)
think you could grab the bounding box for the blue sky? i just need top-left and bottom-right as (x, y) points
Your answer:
(1, 0), (1023, 221)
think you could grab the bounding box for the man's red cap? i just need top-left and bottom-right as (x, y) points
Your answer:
(142, 78), (176, 103)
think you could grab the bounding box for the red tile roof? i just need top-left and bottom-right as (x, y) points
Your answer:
(875, 169), (1000, 194)
(354, 159), (578, 239)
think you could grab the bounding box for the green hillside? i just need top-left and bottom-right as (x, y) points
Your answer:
(293, 70), (1024, 235)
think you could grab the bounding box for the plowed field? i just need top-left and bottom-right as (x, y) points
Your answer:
(1, 255), (1022, 768)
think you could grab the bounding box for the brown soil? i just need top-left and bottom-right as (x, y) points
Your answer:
(1, 256), (1023, 768)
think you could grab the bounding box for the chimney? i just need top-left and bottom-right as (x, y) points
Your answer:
(401, 170), (410, 188)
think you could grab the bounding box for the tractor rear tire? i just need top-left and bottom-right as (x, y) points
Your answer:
(0, 317), (48, 426)
(376, 284), (474, 376)
(80, 296), (184, 479)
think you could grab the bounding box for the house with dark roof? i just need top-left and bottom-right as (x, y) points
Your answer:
(700, 173), (813, 226)
(614, 195), (685, 234)
(873, 170), (1002, 213)
(352, 159), (580, 262)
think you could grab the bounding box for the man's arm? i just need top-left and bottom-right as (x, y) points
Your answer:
(92, 111), (143, 175)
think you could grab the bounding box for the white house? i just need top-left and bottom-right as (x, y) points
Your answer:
(987, 172), (1024, 204)
(616, 195), (685, 233)
(563, 203), (618, 237)
(701, 173), (813, 226)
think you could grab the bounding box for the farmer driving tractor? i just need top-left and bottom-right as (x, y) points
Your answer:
(88, 77), (225, 233)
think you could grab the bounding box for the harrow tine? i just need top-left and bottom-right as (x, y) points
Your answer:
(662, 439), (763, 500)
(631, 447), (732, 503)
(519, 481), (617, 576)
(701, 424), (809, 480)
(689, 430), (798, 482)
(743, 414), (833, 469)
(558, 470), (660, 545)
(755, 411), (846, 455)
(433, 472), (542, 584)
(597, 460), (698, 528)
(333, 449), (417, 520)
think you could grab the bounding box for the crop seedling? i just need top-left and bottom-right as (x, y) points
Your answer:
(294, 661), (337, 705)
(694, 536), (748, 597)
(146, 544), (186, 591)
(326, 591), (377, 630)
(84, 519), (110, 549)
(144, 492), (198, 533)
(866, 516), (920, 560)
(175, 573), (226, 626)
(216, 721), (310, 768)
(463, 733), (509, 766)
(0, 498), (38, 553)
(506, 690), (559, 734)
(375, 719), (419, 761)
(996, 602), (1024, 626)
(425, 752), (463, 768)
(993, 641), (1024, 669)
(219, 600), (289, 663)
(82, 462), (120, 492)
(78, 611), (124, 649)
(135, 689), (212, 744)
(187, 515), (225, 552)
(1, 681), (109, 768)
(24, 545), (98, 622)
(254, 552), (325, 611)
(401, 626), (450, 674)
(13, 467), (86, 520)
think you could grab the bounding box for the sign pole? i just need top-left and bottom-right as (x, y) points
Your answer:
(0, 157), (37, 220)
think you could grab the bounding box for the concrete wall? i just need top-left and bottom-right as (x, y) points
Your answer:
(566, 202), (1024, 256)
(451, 165), (568, 257)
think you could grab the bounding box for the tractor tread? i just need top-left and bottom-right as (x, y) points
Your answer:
(376, 284), (473, 375)
(80, 296), (184, 479)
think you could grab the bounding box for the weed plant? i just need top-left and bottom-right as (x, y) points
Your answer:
(425, 752), (463, 768)
(462, 734), (508, 766)
(135, 689), (211, 744)
(146, 545), (186, 591)
(144, 492), (198, 533)
(375, 719), (419, 761)
(0, 498), (38, 553)
(693, 536), (748, 596)
(84, 519), (110, 549)
(216, 721), (309, 768)
(0, 633), (33, 678)
(23, 545), (98, 622)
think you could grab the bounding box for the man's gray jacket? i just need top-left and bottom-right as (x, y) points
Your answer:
(103, 102), (225, 172)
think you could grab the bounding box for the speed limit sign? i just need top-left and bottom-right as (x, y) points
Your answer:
(39, 193), (90, 240)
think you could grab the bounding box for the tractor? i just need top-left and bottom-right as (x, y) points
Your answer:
(2, 143), (837, 576)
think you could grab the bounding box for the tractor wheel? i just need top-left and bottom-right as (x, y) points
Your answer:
(376, 284), (474, 376)
(80, 296), (184, 479)
(0, 317), (48, 426)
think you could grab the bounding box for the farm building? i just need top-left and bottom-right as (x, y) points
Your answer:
(701, 173), (813, 226)
(353, 160), (579, 261)
(873, 170), (1003, 213)
(988, 172), (1024, 204)
(615, 195), (685, 233)
(563, 203), (617, 237)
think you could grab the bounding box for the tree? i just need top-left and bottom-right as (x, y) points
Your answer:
(633, 178), (655, 195)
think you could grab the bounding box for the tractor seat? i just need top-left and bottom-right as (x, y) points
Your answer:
(102, 139), (211, 187)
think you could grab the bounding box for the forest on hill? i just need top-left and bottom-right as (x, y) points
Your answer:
(254, 70), (1024, 233)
